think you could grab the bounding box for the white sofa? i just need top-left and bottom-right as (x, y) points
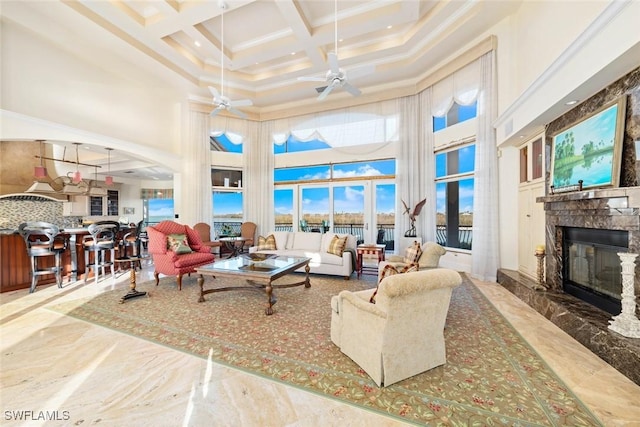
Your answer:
(249, 231), (357, 279)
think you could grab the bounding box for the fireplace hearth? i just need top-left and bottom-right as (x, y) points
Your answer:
(510, 186), (640, 386)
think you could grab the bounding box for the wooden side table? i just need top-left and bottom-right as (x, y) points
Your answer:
(114, 256), (148, 303)
(356, 244), (386, 278)
(219, 237), (249, 258)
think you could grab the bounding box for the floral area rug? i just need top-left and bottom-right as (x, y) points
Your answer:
(48, 273), (602, 426)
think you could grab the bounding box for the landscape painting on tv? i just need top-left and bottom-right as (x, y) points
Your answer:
(551, 97), (626, 190)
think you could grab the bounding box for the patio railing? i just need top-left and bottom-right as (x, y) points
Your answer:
(213, 222), (472, 250)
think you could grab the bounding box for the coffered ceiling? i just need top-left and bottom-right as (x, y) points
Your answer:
(3, 0), (522, 110)
(2, 0), (523, 180)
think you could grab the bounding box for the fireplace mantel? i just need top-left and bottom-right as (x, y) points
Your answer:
(537, 186), (640, 206)
(537, 186), (640, 294)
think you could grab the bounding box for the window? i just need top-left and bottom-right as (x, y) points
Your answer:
(274, 137), (330, 154)
(147, 199), (174, 224)
(435, 144), (475, 249)
(274, 160), (395, 184)
(433, 101), (477, 132)
(107, 190), (118, 215)
(274, 165), (330, 183)
(211, 168), (242, 188)
(274, 160), (396, 243)
(210, 134), (242, 153)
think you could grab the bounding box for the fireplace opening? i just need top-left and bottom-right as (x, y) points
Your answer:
(562, 227), (628, 315)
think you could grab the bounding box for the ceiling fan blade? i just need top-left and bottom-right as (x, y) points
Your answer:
(342, 81), (362, 97)
(208, 86), (220, 99)
(317, 83), (334, 101)
(328, 52), (340, 74)
(228, 107), (248, 119)
(230, 99), (253, 107)
(298, 76), (326, 82)
(348, 64), (375, 80)
(210, 106), (223, 117)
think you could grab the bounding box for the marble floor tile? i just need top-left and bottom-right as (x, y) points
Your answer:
(1, 268), (639, 426)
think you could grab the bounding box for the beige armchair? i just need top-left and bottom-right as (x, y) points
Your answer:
(378, 241), (445, 282)
(331, 268), (462, 387)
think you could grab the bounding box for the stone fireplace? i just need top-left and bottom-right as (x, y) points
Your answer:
(498, 66), (640, 386)
(540, 188), (640, 312)
(563, 226), (628, 315)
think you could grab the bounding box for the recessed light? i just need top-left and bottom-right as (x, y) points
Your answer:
(565, 100), (578, 105)
(387, 25), (392, 29)
(291, 52), (296, 55)
(194, 41), (201, 47)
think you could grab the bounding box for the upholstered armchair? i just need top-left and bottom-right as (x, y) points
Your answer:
(330, 268), (462, 387)
(193, 222), (222, 254)
(240, 221), (257, 251)
(146, 220), (215, 290)
(378, 241), (446, 282)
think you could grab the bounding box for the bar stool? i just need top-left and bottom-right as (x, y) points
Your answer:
(121, 220), (144, 269)
(18, 222), (67, 293)
(83, 221), (120, 285)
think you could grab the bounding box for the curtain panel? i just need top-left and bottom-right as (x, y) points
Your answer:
(470, 51), (500, 282)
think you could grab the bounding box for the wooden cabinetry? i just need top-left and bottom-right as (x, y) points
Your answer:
(518, 135), (546, 280)
(0, 232), (88, 292)
(63, 196), (89, 216)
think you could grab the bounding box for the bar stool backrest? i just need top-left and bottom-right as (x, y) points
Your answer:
(18, 222), (66, 255)
(86, 221), (120, 249)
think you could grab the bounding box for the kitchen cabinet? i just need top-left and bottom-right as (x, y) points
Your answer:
(63, 196), (89, 216)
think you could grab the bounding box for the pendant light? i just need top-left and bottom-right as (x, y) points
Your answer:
(105, 148), (114, 186)
(34, 140), (48, 178)
(72, 143), (82, 183)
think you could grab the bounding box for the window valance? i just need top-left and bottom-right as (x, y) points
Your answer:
(432, 59), (480, 117)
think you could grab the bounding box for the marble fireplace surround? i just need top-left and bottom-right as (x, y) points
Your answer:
(499, 187), (640, 386)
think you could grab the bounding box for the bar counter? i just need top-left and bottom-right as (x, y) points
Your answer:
(0, 227), (131, 293)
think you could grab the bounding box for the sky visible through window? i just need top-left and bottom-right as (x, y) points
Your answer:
(275, 160), (396, 215)
(435, 145), (475, 214)
(148, 199), (174, 223)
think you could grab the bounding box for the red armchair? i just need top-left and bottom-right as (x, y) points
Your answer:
(146, 220), (215, 290)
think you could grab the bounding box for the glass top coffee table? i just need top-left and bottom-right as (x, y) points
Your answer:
(196, 254), (311, 315)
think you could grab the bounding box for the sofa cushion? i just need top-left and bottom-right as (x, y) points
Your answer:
(291, 232), (322, 250)
(403, 241), (422, 264)
(167, 233), (192, 254)
(370, 263), (419, 303)
(173, 251), (216, 268)
(321, 233), (357, 252)
(256, 234), (277, 250)
(327, 235), (347, 256)
(269, 231), (289, 250)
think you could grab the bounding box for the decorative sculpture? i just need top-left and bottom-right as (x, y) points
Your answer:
(401, 198), (426, 237)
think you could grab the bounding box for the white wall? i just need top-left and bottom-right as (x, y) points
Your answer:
(1, 19), (185, 156)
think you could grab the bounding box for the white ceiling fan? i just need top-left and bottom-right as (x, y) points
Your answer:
(298, 0), (375, 101)
(210, 0), (252, 119)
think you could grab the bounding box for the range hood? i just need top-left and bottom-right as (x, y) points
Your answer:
(25, 181), (58, 193)
(25, 180), (107, 196)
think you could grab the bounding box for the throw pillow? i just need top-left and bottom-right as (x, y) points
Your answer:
(370, 263), (418, 304)
(167, 233), (192, 254)
(327, 235), (348, 257)
(403, 240), (423, 264)
(256, 234), (277, 250)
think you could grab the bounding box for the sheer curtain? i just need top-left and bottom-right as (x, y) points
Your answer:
(471, 51), (499, 281)
(181, 110), (213, 226)
(243, 121), (274, 237)
(395, 95), (426, 242)
(419, 87), (437, 242)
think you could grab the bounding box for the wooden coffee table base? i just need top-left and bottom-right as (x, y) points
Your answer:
(198, 264), (311, 315)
